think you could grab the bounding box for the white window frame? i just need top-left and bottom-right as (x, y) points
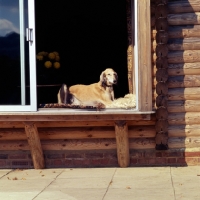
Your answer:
(0, 0), (37, 112)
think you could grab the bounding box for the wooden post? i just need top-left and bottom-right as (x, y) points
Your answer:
(24, 122), (45, 169)
(115, 121), (130, 167)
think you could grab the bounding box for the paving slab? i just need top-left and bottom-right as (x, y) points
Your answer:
(0, 169), (12, 179)
(34, 189), (107, 200)
(0, 169), (64, 180)
(57, 168), (116, 179)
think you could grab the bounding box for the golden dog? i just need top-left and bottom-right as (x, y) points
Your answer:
(57, 68), (118, 108)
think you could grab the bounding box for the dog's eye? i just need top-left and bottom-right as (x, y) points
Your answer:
(108, 74), (111, 75)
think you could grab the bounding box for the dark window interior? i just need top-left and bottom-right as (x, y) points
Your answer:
(35, 0), (129, 104)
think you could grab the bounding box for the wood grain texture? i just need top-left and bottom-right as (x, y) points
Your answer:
(169, 124), (200, 137)
(0, 138), (155, 151)
(138, 0), (152, 111)
(168, 12), (200, 26)
(24, 122), (45, 169)
(115, 121), (130, 167)
(168, 112), (200, 125)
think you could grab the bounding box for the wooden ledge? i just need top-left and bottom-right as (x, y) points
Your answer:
(0, 109), (155, 121)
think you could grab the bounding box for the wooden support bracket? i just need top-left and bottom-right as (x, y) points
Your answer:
(24, 122), (45, 169)
(115, 121), (130, 168)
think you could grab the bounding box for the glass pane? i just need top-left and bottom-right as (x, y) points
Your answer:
(0, 0), (30, 105)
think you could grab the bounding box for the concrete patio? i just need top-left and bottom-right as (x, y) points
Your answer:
(0, 166), (199, 200)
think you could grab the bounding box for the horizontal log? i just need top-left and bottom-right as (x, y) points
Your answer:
(168, 1), (200, 14)
(168, 25), (200, 39)
(168, 12), (200, 26)
(168, 137), (200, 149)
(168, 63), (200, 76)
(0, 119), (156, 128)
(168, 38), (200, 51)
(168, 100), (200, 113)
(167, 75), (200, 88)
(169, 125), (200, 137)
(0, 138), (155, 151)
(168, 87), (200, 100)
(168, 112), (200, 125)
(0, 126), (156, 140)
(0, 113), (151, 121)
(154, 25), (200, 40)
(168, 50), (200, 63)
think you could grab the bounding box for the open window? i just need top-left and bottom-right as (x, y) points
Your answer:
(0, 0), (152, 113)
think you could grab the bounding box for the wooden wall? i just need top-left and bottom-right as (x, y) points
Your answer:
(152, 0), (200, 152)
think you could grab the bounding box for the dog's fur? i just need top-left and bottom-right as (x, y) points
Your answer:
(57, 68), (118, 108)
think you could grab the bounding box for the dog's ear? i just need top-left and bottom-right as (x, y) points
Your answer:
(100, 71), (106, 84)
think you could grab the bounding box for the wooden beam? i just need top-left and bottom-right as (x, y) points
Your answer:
(137, 0), (152, 111)
(0, 113), (151, 122)
(24, 122), (45, 169)
(115, 121), (130, 168)
(168, 13), (200, 26)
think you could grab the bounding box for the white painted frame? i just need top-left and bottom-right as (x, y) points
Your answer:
(0, 0), (37, 112)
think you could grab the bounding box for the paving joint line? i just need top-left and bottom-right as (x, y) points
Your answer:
(32, 169), (65, 200)
(170, 167), (176, 200)
(102, 168), (117, 200)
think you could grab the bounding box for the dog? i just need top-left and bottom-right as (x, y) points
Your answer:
(57, 68), (118, 108)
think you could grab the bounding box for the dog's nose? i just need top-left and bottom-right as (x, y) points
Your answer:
(113, 80), (117, 84)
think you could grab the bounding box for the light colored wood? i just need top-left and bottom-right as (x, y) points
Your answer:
(169, 125), (200, 137)
(24, 122), (45, 169)
(168, 1), (200, 14)
(0, 125), (156, 141)
(168, 12), (200, 26)
(168, 38), (200, 51)
(168, 87), (200, 101)
(115, 121), (130, 167)
(167, 75), (200, 88)
(0, 113), (151, 121)
(168, 25), (200, 39)
(168, 63), (200, 76)
(168, 100), (200, 113)
(138, 0), (152, 111)
(0, 119), (156, 128)
(168, 50), (200, 64)
(168, 112), (200, 125)
(168, 137), (200, 149)
(0, 138), (155, 151)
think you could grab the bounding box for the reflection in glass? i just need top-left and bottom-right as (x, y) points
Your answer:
(0, 0), (29, 105)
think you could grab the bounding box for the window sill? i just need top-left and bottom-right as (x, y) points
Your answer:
(0, 108), (155, 121)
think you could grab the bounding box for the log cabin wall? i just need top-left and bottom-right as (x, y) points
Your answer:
(0, 0), (200, 169)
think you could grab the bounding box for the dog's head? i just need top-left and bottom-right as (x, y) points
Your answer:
(100, 68), (118, 87)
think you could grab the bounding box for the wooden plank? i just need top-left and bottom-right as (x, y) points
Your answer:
(168, 1), (200, 14)
(168, 112), (200, 125)
(169, 125), (200, 137)
(24, 122), (45, 169)
(0, 138), (155, 151)
(168, 137), (200, 149)
(168, 25), (200, 39)
(168, 63), (200, 76)
(115, 121), (130, 167)
(168, 87), (200, 101)
(138, 0), (152, 111)
(167, 75), (200, 88)
(168, 100), (200, 113)
(168, 50), (200, 64)
(168, 12), (200, 26)
(168, 38), (200, 51)
(0, 113), (151, 121)
(0, 125), (156, 141)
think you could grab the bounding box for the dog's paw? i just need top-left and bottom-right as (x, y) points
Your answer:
(96, 103), (105, 110)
